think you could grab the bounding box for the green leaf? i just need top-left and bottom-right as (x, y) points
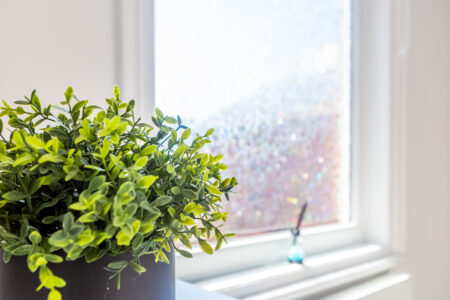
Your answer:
(109, 154), (123, 169)
(68, 224), (84, 237)
(69, 202), (87, 211)
(3, 190), (27, 201)
(88, 175), (106, 191)
(78, 212), (98, 223)
(165, 116), (177, 124)
(20, 222), (28, 239)
(198, 239), (214, 255)
(117, 122), (127, 134)
(63, 213), (74, 231)
(13, 153), (34, 167)
(93, 232), (108, 246)
(113, 86), (120, 100)
(64, 86), (73, 102)
(173, 145), (185, 159)
(48, 289), (62, 300)
(167, 164), (176, 174)
(156, 250), (170, 264)
(179, 237), (192, 249)
(124, 203), (138, 217)
(181, 128), (191, 140)
(107, 261), (128, 270)
(37, 265), (52, 289)
(27, 253), (46, 272)
(182, 189), (198, 200)
(52, 276), (67, 288)
(151, 195), (172, 207)
(48, 230), (69, 248)
(11, 244), (33, 256)
(96, 110), (106, 122)
(45, 254), (63, 263)
(167, 207), (176, 218)
(130, 262), (146, 274)
(175, 248), (193, 258)
(155, 107), (164, 120)
(76, 230), (95, 246)
(139, 201), (160, 215)
(97, 128), (109, 138)
(29, 231), (42, 244)
(42, 216), (57, 224)
(110, 133), (119, 144)
(140, 220), (155, 234)
(0, 140), (6, 155)
(131, 220), (141, 233)
(205, 128), (214, 136)
(117, 182), (135, 204)
(131, 234), (144, 250)
(138, 175), (158, 189)
(66, 244), (83, 260)
(2, 251), (11, 263)
(32, 93), (41, 110)
(141, 145), (157, 155)
(84, 248), (104, 263)
(72, 100), (88, 113)
(134, 156), (148, 168)
(35, 175), (53, 187)
(126, 100), (135, 111)
(84, 164), (105, 172)
(215, 237), (223, 251)
(206, 185), (222, 196)
(116, 228), (133, 246)
(63, 165), (80, 181)
(223, 233), (236, 238)
(180, 214), (195, 226)
(183, 202), (196, 214)
(38, 153), (65, 163)
(171, 186), (181, 195)
(108, 116), (121, 131)
(26, 136), (46, 149)
(0, 155), (13, 166)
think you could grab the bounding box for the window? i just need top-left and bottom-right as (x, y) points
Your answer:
(155, 0), (351, 239)
(117, 0), (407, 294)
(155, 0), (352, 236)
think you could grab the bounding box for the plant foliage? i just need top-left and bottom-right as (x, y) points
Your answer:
(0, 87), (237, 300)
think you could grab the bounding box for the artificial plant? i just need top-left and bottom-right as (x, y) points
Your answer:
(0, 87), (237, 300)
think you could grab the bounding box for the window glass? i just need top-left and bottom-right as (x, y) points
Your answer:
(155, 0), (352, 236)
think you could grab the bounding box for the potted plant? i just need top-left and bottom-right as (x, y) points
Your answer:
(0, 87), (237, 300)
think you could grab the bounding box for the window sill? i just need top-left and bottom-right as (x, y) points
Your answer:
(176, 280), (236, 300)
(194, 244), (397, 299)
(176, 223), (364, 281)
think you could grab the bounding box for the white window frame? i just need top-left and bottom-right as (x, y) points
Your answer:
(113, 0), (409, 295)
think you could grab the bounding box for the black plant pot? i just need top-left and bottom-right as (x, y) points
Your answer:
(0, 250), (175, 300)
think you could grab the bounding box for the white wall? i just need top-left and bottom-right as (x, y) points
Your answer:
(0, 0), (116, 107)
(402, 0), (450, 299)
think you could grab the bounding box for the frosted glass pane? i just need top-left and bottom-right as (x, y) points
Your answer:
(155, 0), (352, 235)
